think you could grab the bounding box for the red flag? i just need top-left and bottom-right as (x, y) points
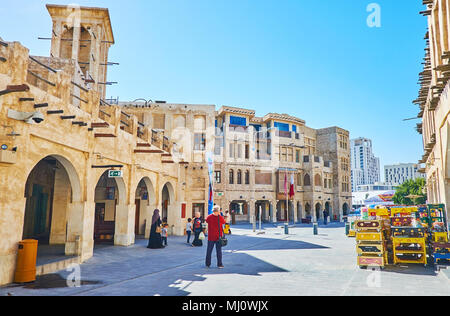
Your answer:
(289, 174), (295, 199)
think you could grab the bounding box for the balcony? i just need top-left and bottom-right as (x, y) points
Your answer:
(228, 125), (249, 133)
(276, 130), (292, 138)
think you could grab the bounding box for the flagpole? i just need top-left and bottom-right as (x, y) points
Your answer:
(286, 170), (288, 224)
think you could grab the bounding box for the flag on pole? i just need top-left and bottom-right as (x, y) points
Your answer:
(289, 174), (295, 199)
(284, 172), (288, 197)
(206, 152), (214, 215)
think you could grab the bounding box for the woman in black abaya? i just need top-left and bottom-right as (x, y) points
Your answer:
(147, 209), (165, 249)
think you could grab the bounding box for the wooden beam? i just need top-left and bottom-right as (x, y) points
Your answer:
(19, 98), (35, 102)
(0, 84), (30, 96)
(34, 103), (49, 108)
(136, 143), (151, 147)
(47, 110), (64, 115)
(95, 133), (116, 138)
(61, 115), (76, 120)
(72, 121), (87, 126)
(92, 165), (123, 169)
(134, 149), (164, 154)
(91, 122), (109, 128)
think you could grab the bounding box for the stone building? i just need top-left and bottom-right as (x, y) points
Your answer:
(212, 106), (352, 224)
(0, 5), (205, 285)
(119, 101), (217, 220)
(0, 3), (353, 286)
(415, 0), (450, 219)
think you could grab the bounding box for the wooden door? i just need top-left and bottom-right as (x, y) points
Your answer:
(135, 199), (140, 235)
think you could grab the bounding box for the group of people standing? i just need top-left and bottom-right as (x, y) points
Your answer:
(147, 206), (229, 268)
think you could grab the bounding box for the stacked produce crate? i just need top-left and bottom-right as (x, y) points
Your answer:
(355, 219), (391, 269)
(392, 226), (427, 266)
(426, 205), (449, 268)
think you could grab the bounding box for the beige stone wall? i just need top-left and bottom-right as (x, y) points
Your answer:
(416, 0), (450, 223)
(0, 39), (189, 285)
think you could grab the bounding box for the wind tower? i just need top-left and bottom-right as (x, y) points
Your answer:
(46, 4), (115, 100)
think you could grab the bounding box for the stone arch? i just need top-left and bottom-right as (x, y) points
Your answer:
(229, 169), (234, 184)
(22, 154), (82, 253)
(237, 169), (242, 184)
(245, 170), (250, 185)
(161, 181), (176, 223)
(24, 154), (82, 203)
(94, 169), (127, 206)
(315, 202), (322, 222)
(343, 202), (349, 215)
(304, 174), (311, 186)
(314, 174), (322, 187)
(93, 169), (128, 245)
(305, 203), (311, 217)
(134, 177), (157, 238)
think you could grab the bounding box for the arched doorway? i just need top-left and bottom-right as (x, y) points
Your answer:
(94, 170), (126, 244)
(325, 201), (331, 220)
(161, 182), (175, 223)
(305, 203), (311, 221)
(23, 155), (81, 254)
(255, 200), (269, 222)
(315, 203), (322, 222)
(343, 203), (349, 216)
(134, 177), (156, 237)
(229, 200), (248, 222)
(276, 201), (289, 222)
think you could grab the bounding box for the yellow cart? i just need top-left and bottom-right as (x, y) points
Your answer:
(392, 237), (427, 266)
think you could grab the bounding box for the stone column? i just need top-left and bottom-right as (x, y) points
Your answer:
(114, 203), (135, 246)
(248, 200), (255, 224)
(269, 201), (276, 223)
(293, 200), (298, 223)
(71, 25), (81, 61)
(65, 201), (93, 261)
(50, 166), (71, 245)
(50, 20), (62, 58)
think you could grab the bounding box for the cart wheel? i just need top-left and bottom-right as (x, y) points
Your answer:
(359, 266), (367, 270)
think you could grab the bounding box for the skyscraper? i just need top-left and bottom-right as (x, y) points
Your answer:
(350, 138), (380, 192)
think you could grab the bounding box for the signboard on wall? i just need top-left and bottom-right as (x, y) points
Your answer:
(108, 170), (123, 178)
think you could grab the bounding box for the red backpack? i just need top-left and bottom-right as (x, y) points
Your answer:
(194, 218), (202, 230)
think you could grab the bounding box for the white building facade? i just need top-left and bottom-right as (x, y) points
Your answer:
(384, 163), (425, 186)
(350, 138), (381, 192)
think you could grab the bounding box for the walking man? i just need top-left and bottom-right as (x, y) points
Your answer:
(205, 205), (226, 269)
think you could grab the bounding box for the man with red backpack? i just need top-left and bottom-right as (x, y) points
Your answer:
(192, 212), (203, 247)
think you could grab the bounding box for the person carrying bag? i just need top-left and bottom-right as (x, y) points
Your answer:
(205, 206), (227, 268)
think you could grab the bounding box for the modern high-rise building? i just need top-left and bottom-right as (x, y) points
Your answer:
(384, 163), (425, 186)
(350, 138), (380, 192)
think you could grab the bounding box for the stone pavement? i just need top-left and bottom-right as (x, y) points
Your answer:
(1, 223), (449, 296)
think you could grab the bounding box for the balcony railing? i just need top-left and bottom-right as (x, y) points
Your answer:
(276, 130), (292, 138)
(229, 125), (248, 133)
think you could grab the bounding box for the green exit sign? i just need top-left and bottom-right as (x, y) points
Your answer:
(108, 170), (123, 178)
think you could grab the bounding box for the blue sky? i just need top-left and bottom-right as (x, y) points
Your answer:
(0, 0), (426, 174)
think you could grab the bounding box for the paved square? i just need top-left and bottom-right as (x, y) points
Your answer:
(1, 223), (449, 296)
